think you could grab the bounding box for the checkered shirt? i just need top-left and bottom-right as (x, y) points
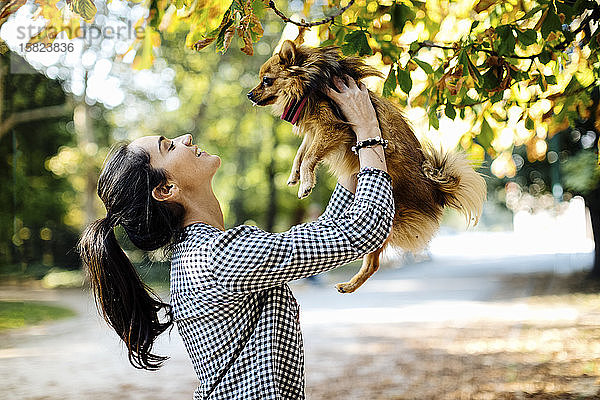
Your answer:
(170, 168), (394, 400)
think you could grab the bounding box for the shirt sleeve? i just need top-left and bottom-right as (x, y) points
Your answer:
(210, 168), (394, 293)
(317, 182), (355, 222)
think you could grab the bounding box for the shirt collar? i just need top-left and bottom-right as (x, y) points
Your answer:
(183, 221), (222, 235)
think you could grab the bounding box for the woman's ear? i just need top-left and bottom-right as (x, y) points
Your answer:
(152, 182), (179, 202)
(279, 40), (296, 66)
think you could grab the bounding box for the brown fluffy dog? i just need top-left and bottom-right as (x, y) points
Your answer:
(248, 40), (487, 293)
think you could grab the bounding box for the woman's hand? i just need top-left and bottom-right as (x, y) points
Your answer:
(325, 75), (381, 140)
(325, 75), (387, 173)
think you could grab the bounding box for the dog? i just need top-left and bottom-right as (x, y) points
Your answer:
(247, 40), (487, 293)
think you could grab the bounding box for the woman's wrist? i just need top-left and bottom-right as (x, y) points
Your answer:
(354, 126), (382, 141)
(352, 136), (388, 155)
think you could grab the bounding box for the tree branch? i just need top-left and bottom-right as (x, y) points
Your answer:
(415, 40), (543, 60)
(0, 103), (72, 139)
(555, 6), (599, 51)
(267, 0), (355, 28)
(545, 83), (597, 101)
(413, 40), (455, 52)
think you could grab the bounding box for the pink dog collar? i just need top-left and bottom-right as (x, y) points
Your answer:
(281, 96), (308, 125)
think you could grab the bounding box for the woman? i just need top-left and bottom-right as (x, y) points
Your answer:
(78, 76), (394, 399)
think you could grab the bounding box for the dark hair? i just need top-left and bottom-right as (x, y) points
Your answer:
(78, 144), (184, 370)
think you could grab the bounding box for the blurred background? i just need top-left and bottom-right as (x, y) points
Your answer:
(0, 0), (599, 399)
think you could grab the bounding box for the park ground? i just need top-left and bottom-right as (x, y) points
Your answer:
(1, 245), (599, 400)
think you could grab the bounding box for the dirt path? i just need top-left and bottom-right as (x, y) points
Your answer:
(1, 252), (598, 400)
(0, 287), (198, 400)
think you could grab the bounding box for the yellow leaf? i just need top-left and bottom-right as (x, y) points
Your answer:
(66, 0), (97, 22)
(193, 37), (215, 51)
(240, 32), (253, 55)
(132, 27), (159, 70)
(303, 0), (314, 18)
(474, 0), (499, 13)
(0, 38), (9, 54)
(0, 0), (27, 27)
(222, 26), (235, 52)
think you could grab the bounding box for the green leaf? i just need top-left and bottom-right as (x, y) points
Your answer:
(397, 67), (412, 95)
(355, 17), (370, 29)
(517, 29), (537, 46)
(496, 26), (516, 55)
(590, 34), (599, 50)
(521, 5), (544, 21)
(482, 69), (500, 90)
(537, 74), (547, 91)
(541, 8), (562, 38)
(470, 20), (480, 32)
(465, 57), (483, 85)
(457, 50), (471, 76)
(390, 3), (416, 33)
(341, 41), (355, 55)
(574, 0), (598, 15)
(525, 116), (534, 130)
(490, 92), (503, 103)
(342, 30), (372, 56)
(383, 65), (398, 97)
(251, 0), (266, 18)
(538, 50), (551, 64)
(409, 41), (421, 53)
(478, 117), (494, 149)
(509, 68), (528, 82)
(554, 0), (577, 24)
(413, 58), (433, 74)
(333, 25), (347, 45)
(428, 106), (440, 129)
(545, 74), (557, 84)
(445, 103), (457, 119)
(495, 25), (511, 39)
(461, 96), (480, 107)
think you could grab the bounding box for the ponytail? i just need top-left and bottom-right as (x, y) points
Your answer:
(78, 217), (172, 370)
(77, 144), (183, 371)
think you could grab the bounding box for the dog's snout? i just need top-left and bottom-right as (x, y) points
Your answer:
(247, 91), (254, 100)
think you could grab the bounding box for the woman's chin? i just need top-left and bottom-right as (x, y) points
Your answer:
(212, 155), (222, 170)
(203, 153), (221, 174)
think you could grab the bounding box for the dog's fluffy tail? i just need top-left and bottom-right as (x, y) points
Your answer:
(421, 145), (487, 226)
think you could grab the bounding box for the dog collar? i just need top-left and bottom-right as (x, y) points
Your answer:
(281, 96), (308, 125)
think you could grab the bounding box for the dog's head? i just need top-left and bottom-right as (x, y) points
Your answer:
(247, 40), (382, 117)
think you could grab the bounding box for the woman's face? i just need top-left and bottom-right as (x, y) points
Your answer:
(130, 134), (221, 192)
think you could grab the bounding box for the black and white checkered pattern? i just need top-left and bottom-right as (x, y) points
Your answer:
(170, 168), (394, 400)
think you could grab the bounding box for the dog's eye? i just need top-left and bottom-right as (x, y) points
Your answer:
(262, 77), (274, 87)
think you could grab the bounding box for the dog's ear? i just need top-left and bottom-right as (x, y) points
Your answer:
(279, 40), (297, 66)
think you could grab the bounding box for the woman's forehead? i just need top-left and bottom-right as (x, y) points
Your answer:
(130, 135), (161, 153)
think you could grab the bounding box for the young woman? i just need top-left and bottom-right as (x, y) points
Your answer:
(78, 76), (394, 400)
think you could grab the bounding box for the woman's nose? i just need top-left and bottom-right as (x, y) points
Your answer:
(178, 134), (193, 146)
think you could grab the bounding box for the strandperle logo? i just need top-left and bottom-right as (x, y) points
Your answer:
(15, 19), (146, 43)
(8, 18), (146, 73)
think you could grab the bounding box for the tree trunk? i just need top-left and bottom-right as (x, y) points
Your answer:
(264, 130), (279, 232)
(231, 143), (247, 226)
(73, 99), (96, 226)
(587, 188), (600, 279)
(0, 58), (4, 128)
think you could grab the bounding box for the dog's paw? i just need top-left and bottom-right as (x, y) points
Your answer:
(336, 282), (357, 294)
(287, 170), (300, 186)
(297, 183), (313, 199)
